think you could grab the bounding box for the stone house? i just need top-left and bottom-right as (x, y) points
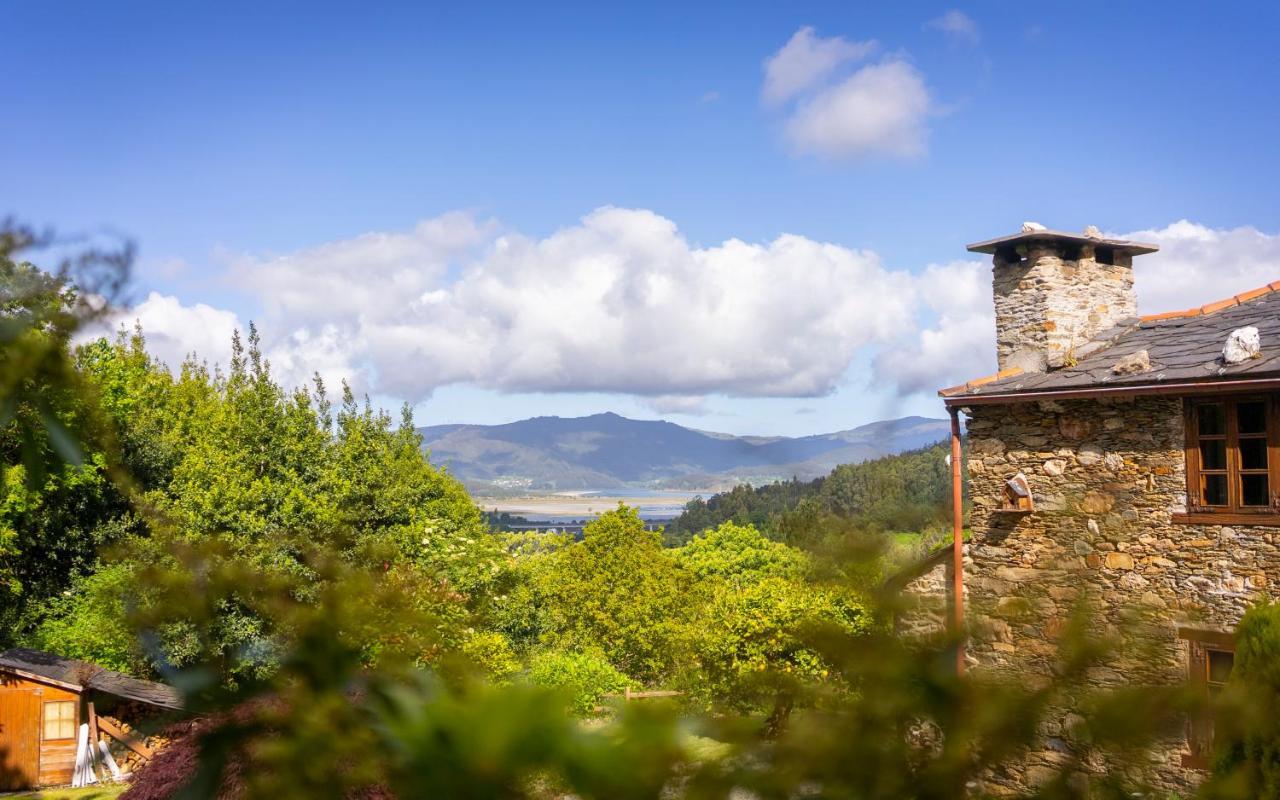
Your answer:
(935, 223), (1280, 794)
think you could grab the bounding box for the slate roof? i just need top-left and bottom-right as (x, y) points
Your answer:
(941, 282), (1280, 400)
(0, 648), (184, 709)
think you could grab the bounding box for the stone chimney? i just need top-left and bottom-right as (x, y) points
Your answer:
(967, 223), (1159, 373)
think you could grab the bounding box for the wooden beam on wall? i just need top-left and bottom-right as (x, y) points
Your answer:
(97, 716), (155, 761)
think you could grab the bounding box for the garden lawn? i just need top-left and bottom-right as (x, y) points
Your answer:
(5, 785), (127, 800)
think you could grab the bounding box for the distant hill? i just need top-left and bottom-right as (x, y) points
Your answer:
(416, 412), (948, 491)
(662, 442), (953, 545)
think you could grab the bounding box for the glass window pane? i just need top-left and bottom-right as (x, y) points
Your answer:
(1204, 474), (1229, 506)
(43, 701), (74, 739)
(1199, 404), (1226, 436)
(1238, 402), (1269, 435)
(1243, 474), (1271, 507)
(1201, 440), (1227, 470)
(1241, 438), (1270, 470)
(1209, 650), (1234, 683)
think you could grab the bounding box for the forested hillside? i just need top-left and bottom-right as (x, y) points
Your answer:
(663, 442), (953, 546)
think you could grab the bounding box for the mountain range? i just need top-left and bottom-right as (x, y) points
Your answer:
(417, 413), (949, 492)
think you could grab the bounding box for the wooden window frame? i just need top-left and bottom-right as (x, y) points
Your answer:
(1180, 627), (1235, 770)
(1175, 395), (1280, 526)
(41, 699), (77, 742)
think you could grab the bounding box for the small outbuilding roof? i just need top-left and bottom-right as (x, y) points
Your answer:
(941, 282), (1280, 403)
(0, 648), (184, 710)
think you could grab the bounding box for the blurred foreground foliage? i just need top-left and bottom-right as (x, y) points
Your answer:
(3, 221), (1272, 799)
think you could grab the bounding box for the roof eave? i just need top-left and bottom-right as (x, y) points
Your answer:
(942, 376), (1280, 407)
(0, 664), (82, 692)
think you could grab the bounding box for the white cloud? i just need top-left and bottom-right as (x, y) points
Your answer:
(81, 291), (241, 372)
(783, 60), (933, 160)
(231, 211), (495, 323)
(761, 27), (934, 161)
(925, 10), (980, 45)
(196, 208), (917, 402)
(100, 214), (1280, 409)
(761, 26), (878, 107)
(1124, 221), (1280, 313)
(874, 260), (994, 394)
(82, 293), (365, 397)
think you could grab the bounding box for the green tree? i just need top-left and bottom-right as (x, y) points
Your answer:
(0, 257), (131, 641)
(663, 443), (952, 549)
(527, 649), (630, 715)
(674, 520), (808, 582)
(534, 505), (692, 683)
(24, 323), (496, 682)
(686, 575), (869, 713)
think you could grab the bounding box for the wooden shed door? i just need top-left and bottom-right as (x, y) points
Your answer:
(0, 688), (40, 790)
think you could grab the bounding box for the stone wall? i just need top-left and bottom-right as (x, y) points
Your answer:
(992, 245), (1137, 373)
(962, 395), (1280, 795)
(896, 550), (965, 640)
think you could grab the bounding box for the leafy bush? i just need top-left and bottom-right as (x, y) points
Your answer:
(673, 521), (808, 582)
(459, 630), (521, 683)
(1205, 600), (1280, 798)
(527, 649), (630, 715)
(687, 575), (870, 710)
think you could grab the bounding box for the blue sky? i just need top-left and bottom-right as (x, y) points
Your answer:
(7, 1), (1280, 435)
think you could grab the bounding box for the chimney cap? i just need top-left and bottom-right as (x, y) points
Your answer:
(967, 227), (1159, 256)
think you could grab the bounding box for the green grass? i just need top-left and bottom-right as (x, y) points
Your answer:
(6, 785), (127, 800)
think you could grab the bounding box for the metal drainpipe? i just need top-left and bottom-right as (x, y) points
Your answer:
(949, 405), (966, 676)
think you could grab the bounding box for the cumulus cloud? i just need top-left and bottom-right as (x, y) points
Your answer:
(275, 207), (915, 400)
(925, 10), (980, 45)
(112, 208), (917, 402)
(875, 260), (994, 395)
(81, 291), (242, 371)
(761, 26), (877, 107)
(762, 28), (934, 160)
(231, 211), (495, 323)
(99, 214), (1280, 407)
(783, 60), (933, 160)
(1125, 221), (1280, 313)
(82, 293), (367, 396)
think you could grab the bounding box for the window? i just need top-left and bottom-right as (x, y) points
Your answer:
(1180, 628), (1235, 769)
(42, 700), (76, 740)
(1183, 396), (1280, 521)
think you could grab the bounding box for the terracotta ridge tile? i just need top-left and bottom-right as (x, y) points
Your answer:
(1140, 281), (1280, 322)
(938, 367), (1023, 397)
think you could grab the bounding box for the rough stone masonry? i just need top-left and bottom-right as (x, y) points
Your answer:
(992, 235), (1137, 374)
(960, 395), (1280, 795)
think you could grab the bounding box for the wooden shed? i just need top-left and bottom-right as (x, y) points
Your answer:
(0, 648), (182, 790)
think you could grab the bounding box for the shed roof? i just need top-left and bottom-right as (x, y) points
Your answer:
(0, 648), (183, 710)
(941, 282), (1280, 403)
